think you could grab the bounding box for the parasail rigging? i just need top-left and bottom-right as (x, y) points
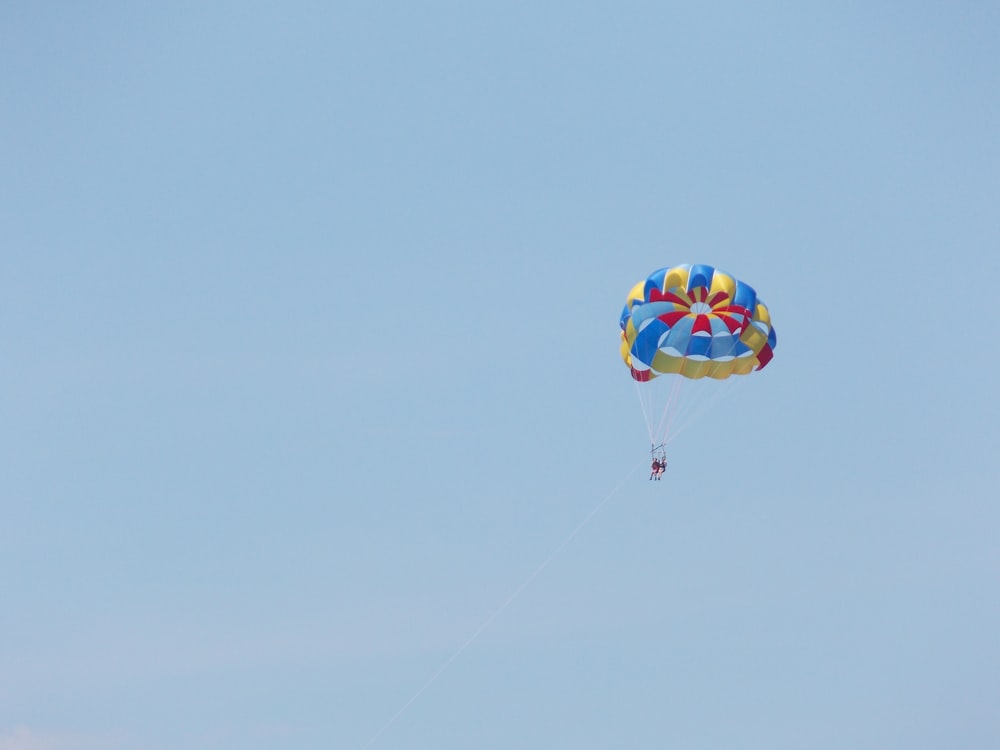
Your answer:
(619, 263), (777, 460)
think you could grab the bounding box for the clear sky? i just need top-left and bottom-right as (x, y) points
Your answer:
(2, 2), (998, 749)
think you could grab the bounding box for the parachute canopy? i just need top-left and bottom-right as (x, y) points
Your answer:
(620, 263), (776, 381)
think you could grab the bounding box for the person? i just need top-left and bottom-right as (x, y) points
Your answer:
(650, 458), (661, 480)
(656, 456), (667, 479)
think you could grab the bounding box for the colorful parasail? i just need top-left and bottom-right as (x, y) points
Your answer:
(620, 263), (777, 456)
(620, 263), (776, 381)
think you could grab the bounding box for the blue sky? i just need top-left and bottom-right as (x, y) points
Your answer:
(2, 2), (998, 749)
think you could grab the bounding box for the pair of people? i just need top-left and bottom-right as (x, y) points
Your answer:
(650, 457), (666, 480)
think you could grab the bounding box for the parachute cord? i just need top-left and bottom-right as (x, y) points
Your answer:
(657, 375), (685, 444)
(634, 379), (656, 445)
(637, 374), (684, 447)
(360, 460), (644, 749)
(661, 375), (747, 446)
